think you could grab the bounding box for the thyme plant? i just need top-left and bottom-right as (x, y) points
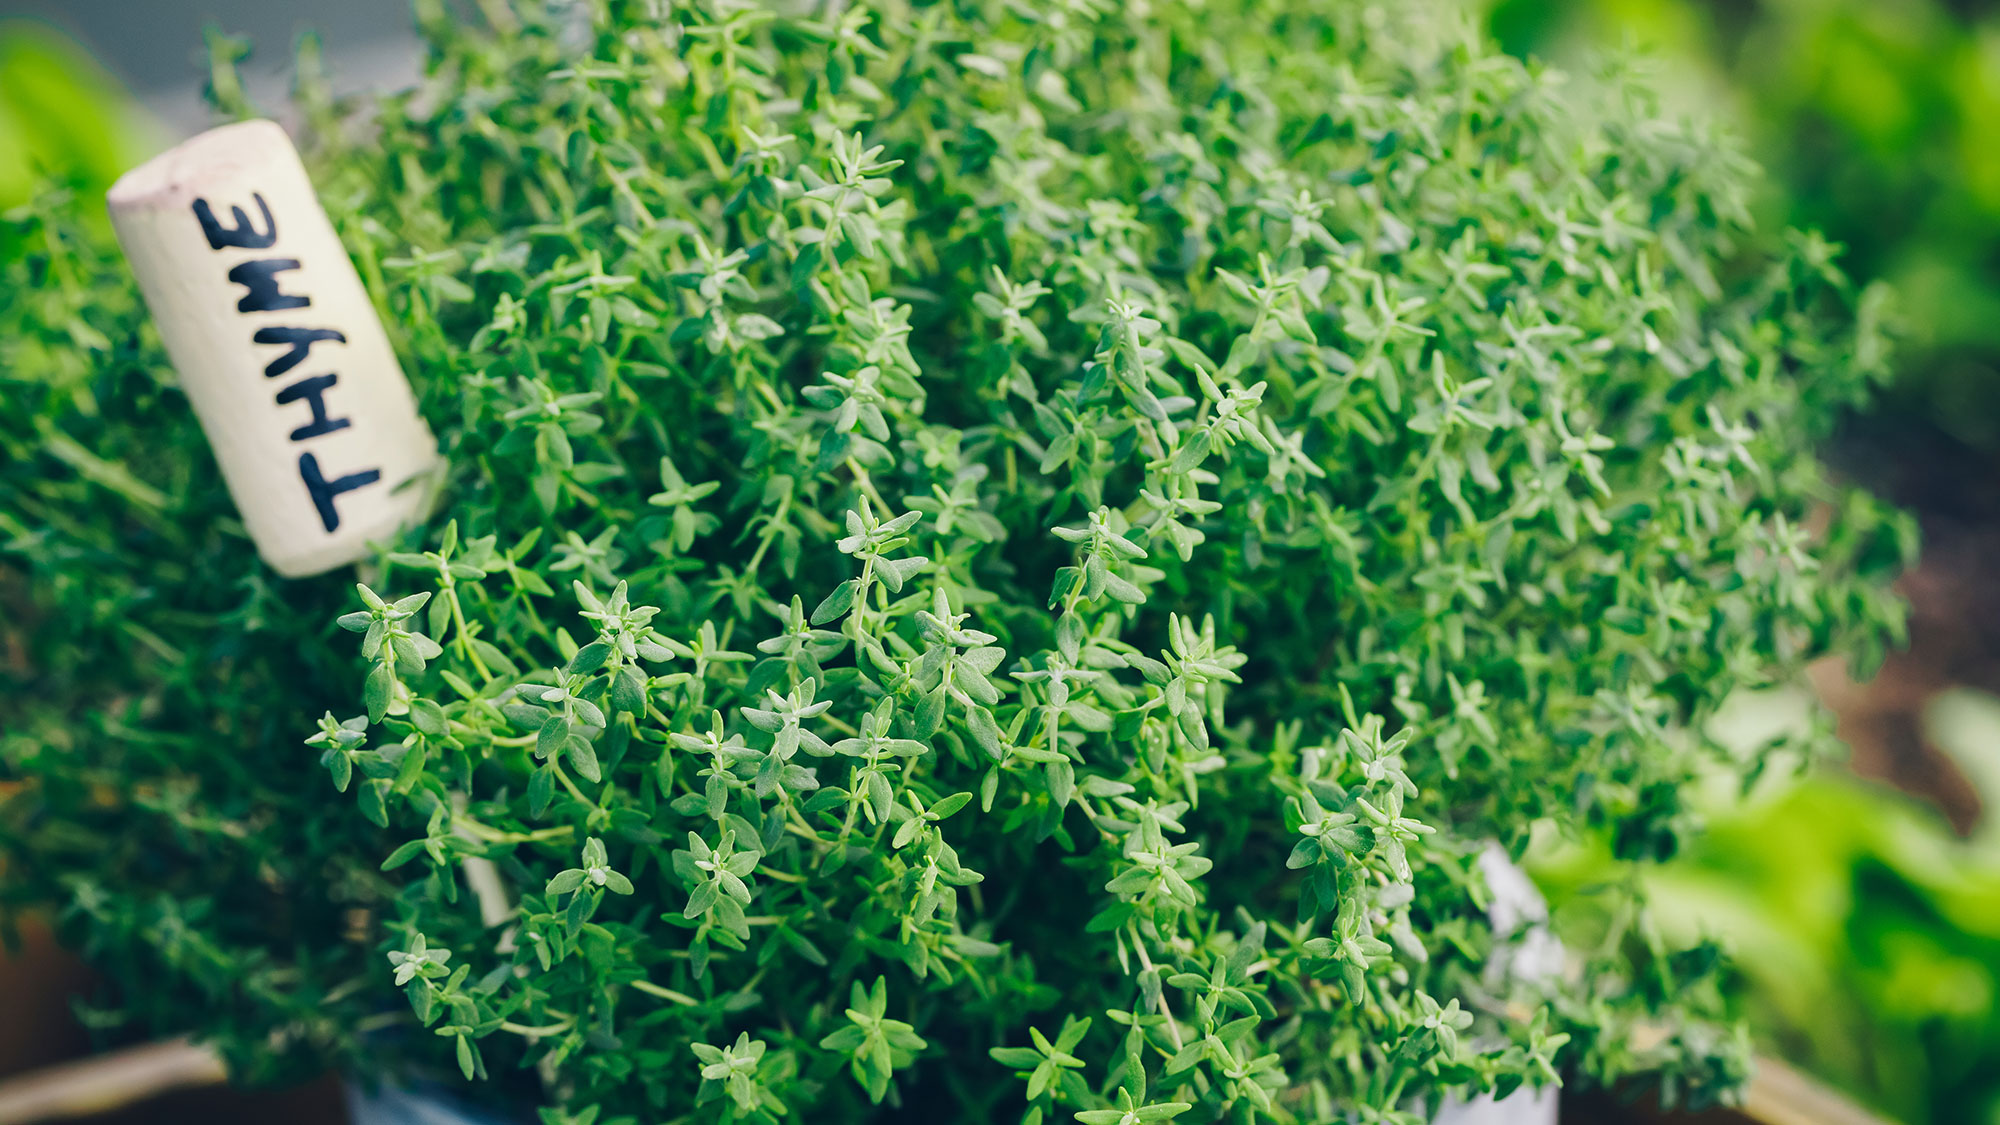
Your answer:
(1, 1), (1911, 1122)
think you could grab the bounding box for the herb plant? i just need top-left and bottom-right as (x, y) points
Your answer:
(0, 2), (1912, 1123)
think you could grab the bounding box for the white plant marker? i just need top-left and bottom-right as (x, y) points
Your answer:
(107, 118), (438, 578)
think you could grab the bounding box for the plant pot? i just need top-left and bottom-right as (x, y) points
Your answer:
(1431, 844), (1566, 1125)
(346, 1083), (513, 1125)
(1436, 1088), (1559, 1125)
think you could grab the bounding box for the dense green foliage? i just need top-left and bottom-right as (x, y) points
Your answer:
(2, 2), (1912, 1122)
(1485, 0), (2000, 454)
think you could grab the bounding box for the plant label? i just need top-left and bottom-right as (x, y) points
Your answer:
(107, 118), (438, 578)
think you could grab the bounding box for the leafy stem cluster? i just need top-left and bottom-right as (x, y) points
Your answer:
(0, 1), (1910, 1122)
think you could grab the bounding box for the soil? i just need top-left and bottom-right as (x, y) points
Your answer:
(1820, 413), (2000, 833)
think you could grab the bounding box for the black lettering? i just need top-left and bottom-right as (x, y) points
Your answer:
(192, 192), (277, 250)
(298, 452), (380, 533)
(228, 259), (310, 313)
(255, 326), (346, 378)
(275, 374), (351, 441)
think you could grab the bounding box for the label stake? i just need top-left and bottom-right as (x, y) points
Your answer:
(108, 119), (439, 578)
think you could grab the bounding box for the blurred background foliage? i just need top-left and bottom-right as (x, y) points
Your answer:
(1532, 686), (2000, 1125)
(0, 20), (155, 218)
(4, 2), (1999, 1123)
(1481, 0), (2000, 455)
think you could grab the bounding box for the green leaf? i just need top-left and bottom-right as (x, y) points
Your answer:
(454, 1032), (476, 1081)
(568, 641), (612, 674)
(381, 839), (429, 871)
(392, 741), (428, 794)
(364, 665), (394, 722)
(813, 578), (860, 624)
(536, 714), (568, 761)
(610, 667), (648, 714)
(566, 734), (603, 784)
(409, 698), (448, 737)
(527, 767), (554, 819)
(990, 1046), (1042, 1068)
